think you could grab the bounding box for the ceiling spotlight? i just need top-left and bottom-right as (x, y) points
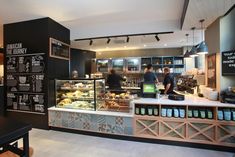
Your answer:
(107, 38), (111, 44)
(155, 34), (160, 41)
(89, 39), (93, 46)
(126, 36), (129, 43)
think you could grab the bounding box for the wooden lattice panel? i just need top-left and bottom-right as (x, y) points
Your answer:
(217, 123), (235, 147)
(187, 121), (216, 143)
(135, 118), (160, 138)
(160, 120), (186, 140)
(134, 116), (235, 147)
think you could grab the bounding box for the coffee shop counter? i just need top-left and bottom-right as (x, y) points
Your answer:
(132, 94), (235, 107)
(48, 95), (235, 149)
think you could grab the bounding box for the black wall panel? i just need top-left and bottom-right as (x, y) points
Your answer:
(4, 17), (70, 129)
(70, 49), (95, 77)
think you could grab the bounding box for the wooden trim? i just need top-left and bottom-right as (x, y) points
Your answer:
(49, 37), (70, 60)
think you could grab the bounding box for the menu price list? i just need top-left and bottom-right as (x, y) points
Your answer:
(7, 74), (44, 93)
(6, 52), (46, 113)
(7, 93), (45, 113)
(6, 54), (45, 73)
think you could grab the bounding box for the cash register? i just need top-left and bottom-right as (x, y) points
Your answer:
(221, 90), (235, 104)
(142, 83), (156, 98)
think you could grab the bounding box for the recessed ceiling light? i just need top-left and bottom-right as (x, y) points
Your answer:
(144, 44), (147, 47)
(98, 52), (102, 55)
(164, 43), (168, 46)
(124, 46), (127, 48)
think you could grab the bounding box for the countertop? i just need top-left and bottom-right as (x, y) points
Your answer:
(48, 107), (134, 117)
(132, 95), (235, 107)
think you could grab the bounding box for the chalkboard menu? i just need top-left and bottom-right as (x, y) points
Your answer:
(6, 43), (46, 113)
(222, 50), (235, 76)
(49, 38), (70, 60)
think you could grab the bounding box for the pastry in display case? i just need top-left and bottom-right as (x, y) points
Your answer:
(96, 91), (133, 113)
(55, 78), (105, 110)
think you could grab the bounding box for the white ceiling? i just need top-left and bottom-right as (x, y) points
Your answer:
(0, 0), (235, 51)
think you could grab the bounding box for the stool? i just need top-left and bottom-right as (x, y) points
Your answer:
(0, 147), (33, 157)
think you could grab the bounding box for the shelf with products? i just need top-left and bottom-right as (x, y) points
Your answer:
(133, 101), (235, 147)
(55, 78), (105, 111)
(125, 58), (141, 73)
(217, 107), (235, 121)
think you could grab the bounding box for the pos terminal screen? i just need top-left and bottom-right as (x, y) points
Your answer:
(143, 83), (156, 94)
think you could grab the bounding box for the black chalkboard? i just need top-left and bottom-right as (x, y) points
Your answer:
(222, 50), (235, 76)
(49, 38), (70, 60)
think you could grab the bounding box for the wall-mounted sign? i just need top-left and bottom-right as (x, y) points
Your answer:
(222, 50), (235, 76)
(49, 38), (70, 60)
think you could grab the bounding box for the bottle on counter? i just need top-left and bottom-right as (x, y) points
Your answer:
(199, 109), (206, 119)
(153, 106), (159, 116)
(135, 105), (140, 115)
(188, 109), (193, 118)
(161, 108), (167, 117)
(193, 109), (199, 118)
(147, 106), (153, 116)
(140, 106), (146, 115)
(207, 109), (213, 119)
(217, 110), (224, 120)
(179, 108), (185, 118)
(174, 108), (179, 118)
(224, 109), (231, 121)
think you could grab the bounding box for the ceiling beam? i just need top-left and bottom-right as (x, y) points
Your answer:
(180, 0), (189, 29)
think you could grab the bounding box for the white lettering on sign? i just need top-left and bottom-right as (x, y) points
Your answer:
(6, 43), (27, 55)
(223, 60), (234, 64)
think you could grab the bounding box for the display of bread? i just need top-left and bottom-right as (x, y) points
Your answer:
(101, 92), (131, 100)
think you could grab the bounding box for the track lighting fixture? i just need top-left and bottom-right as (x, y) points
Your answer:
(107, 38), (111, 44)
(155, 34), (160, 41)
(126, 36), (129, 43)
(89, 40), (93, 46)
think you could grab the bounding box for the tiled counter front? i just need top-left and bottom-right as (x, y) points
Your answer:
(49, 109), (133, 136)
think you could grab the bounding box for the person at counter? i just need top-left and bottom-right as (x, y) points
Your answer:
(163, 67), (175, 94)
(107, 69), (125, 90)
(144, 64), (158, 83)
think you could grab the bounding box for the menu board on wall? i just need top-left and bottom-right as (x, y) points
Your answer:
(49, 38), (70, 60)
(222, 50), (235, 76)
(6, 43), (46, 113)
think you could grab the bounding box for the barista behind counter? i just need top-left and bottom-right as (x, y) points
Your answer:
(106, 69), (126, 93)
(163, 67), (175, 95)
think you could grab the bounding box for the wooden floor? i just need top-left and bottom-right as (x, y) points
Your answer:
(15, 129), (234, 157)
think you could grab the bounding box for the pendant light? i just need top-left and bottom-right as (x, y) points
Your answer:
(189, 27), (198, 57)
(184, 34), (190, 58)
(197, 19), (208, 54)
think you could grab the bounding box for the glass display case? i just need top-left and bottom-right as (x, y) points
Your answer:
(97, 91), (132, 113)
(55, 78), (105, 110)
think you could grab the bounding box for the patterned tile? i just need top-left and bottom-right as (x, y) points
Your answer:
(97, 115), (106, 124)
(113, 125), (124, 134)
(115, 117), (124, 126)
(124, 127), (133, 135)
(48, 110), (133, 136)
(83, 122), (91, 130)
(98, 123), (107, 133)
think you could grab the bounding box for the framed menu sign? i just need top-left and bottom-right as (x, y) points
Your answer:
(222, 50), (235, 76)
(49, 38), (70, 60)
